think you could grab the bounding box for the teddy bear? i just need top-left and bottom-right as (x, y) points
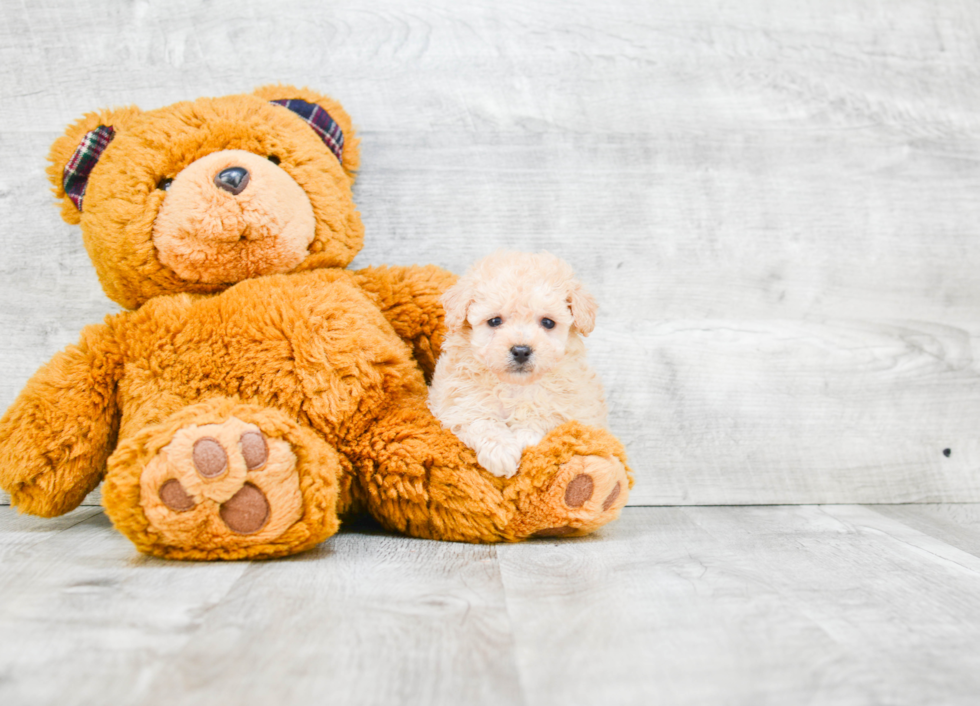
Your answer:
(0, 86), (632, 560)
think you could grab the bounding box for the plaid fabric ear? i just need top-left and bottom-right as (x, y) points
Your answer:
(269, 99), (344, 164)
(62, 125), (115, 211)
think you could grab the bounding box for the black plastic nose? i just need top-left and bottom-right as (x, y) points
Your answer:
(511, 345), (533, 364)
(214, 167), (250, 195)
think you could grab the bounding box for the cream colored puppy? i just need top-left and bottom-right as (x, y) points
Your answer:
(428, 251), (607, 478)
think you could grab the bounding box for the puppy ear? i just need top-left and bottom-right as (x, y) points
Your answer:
(442, 278), (473, 333)
(567, 281), (598, 336)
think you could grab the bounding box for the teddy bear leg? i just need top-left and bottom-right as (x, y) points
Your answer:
(500, 421), (632, 539)
(355, 397), (632, 542)
(101, 398), (343, 560)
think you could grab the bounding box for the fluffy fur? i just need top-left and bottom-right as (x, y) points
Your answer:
(0, 88), (633, 560)
(429, 251), (608, 478)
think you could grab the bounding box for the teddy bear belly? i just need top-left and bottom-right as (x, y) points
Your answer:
(114, 271), (426, 443)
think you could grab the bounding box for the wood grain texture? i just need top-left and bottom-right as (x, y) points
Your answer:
(500, 504), (980, 706)
(3, 0), (980, 506)
(5, 505), (980, 705)
(872, 503), (980, 557)
(0, 508), (250, 705)
(136, 519), (522, 706)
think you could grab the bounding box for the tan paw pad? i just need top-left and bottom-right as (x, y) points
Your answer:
(564, 474), (594, 507)
(192, 437), (228, 478)
(520, 454), (630, 540)
(219, 483), (270, 534)
(159, 479), (195, 512)
(140, 417), (304, 547)
(240, 431), (268, 470)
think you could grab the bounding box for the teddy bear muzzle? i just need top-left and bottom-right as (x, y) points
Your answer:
(152, 149), (316, 284)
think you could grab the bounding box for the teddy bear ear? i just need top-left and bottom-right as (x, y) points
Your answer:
(567, 281), (598, 337)
(252, 84), (360, 185)
(47, 106), (141, 224)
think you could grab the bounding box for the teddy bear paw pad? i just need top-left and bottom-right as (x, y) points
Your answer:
(139, 417), (303, 544)
(521, 454), (629, 539)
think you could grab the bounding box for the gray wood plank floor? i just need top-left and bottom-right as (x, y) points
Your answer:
(4, 504), (980, 706)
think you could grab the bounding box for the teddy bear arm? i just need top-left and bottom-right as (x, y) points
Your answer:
(352, 265), (458, 383)
(0, 322), (124, 516)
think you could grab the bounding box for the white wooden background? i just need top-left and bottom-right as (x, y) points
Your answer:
(2, 0), (980, 506)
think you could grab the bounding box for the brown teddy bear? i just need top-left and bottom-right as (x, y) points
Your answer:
(0, 86), (632, 560)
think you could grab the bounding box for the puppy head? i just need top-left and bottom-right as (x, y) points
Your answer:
(443, 251), (598, 384)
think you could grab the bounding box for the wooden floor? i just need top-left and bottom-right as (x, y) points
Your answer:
(3, 504), (980, 705)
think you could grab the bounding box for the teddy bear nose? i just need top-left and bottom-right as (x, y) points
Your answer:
(213, 167), (250, 195)
(510, 345), (533, 364)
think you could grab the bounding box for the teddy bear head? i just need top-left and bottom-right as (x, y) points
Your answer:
(47, 85), (363, 309)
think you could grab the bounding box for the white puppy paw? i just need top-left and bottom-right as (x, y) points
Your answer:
(513, 427), (545, 450)
(476, 439), (524, 478)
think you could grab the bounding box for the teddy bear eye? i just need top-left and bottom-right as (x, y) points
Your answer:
(268, 155), (281, 165)
(156, 177), (173, 191)
(488, 317), (502, 328)
(541, 318), (556, 330)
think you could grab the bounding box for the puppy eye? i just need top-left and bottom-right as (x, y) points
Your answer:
(541, 318), (556, 330)
(157, 177), (173, 191)
(268, 155), (281, 165)
(487, 317), (502, 328)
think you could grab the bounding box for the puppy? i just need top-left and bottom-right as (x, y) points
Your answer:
(428, 251), (607, 478)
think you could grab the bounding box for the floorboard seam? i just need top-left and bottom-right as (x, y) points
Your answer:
(495, 544), (533, 706)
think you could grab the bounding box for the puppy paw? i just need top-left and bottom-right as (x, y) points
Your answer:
(476, 440), (523, 478)
(513, 427), (545, 450)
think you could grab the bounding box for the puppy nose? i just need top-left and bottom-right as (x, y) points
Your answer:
(510, 345), (533, 364)
(214, 167), (250, 195)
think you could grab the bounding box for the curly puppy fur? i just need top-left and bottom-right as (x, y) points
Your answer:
(429, 251), (608, 477)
